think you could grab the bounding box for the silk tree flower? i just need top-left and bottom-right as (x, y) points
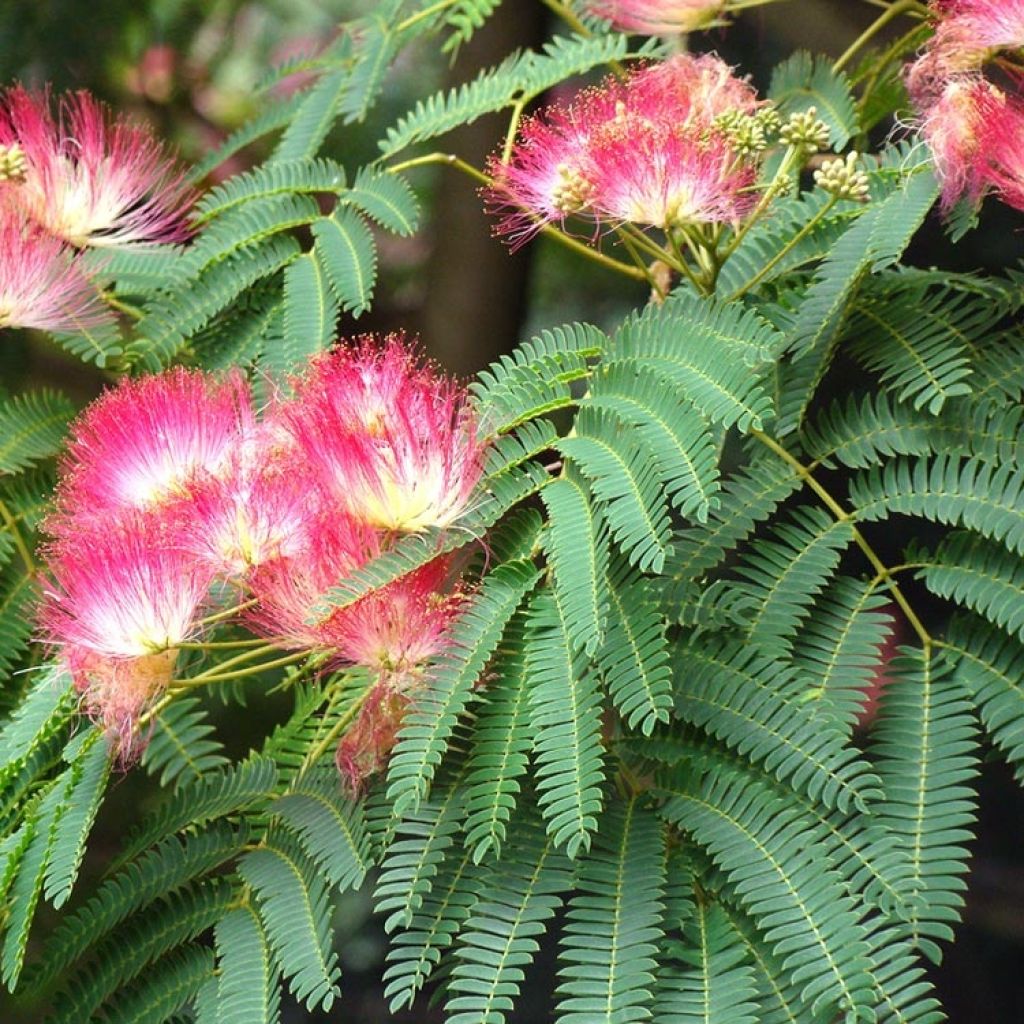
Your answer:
(585, 0), (725, 33)
(284, 335), (486, 533)
(38, 515), (212, 754)
(485, 53), (762, 245)
(912, 75), (1006, 209)
(0, 204), (111, 333)
(930, 0), (1024, 62)
(982, 92), (1024, 210)
(248, 511), (462, 673)
(51, 367), (253, 529)
(0, 85), (194, 248)
(586, 114), (757, 229)
(334, 682), (408, 794)
(183, 425), (315, 579)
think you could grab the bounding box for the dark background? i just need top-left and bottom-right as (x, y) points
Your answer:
(1, 1), (1022, 1020)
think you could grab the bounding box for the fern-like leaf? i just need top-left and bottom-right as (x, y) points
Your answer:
(312, 206), (377, 317)
(0, 390), (76, 475)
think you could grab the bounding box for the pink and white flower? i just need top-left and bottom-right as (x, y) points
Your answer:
(39, 515), (211, 661)
(52, 367), (252, 528)
(0, 204), (111, 333)
(585, 0), (725, 33)
(931, 0), (1024, 61)
(284, 336), (486, 533)
(0, 85), (194, 248)
(183, 425), (315, 579)
(248, 509), (461, 672)
(486, 54), (763, 245)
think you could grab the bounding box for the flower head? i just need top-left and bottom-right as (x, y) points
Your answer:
(486, 54), (764, 245)
(284, 335), (486, 533)
(66, 647), (178, 760)
(335, 681), (408, 795)
(39, 514), (211, 661)
(931, 0), (1024, 61)
(183, 424), (316, 579)
(0, 85), (194, 247)
(248, 510), (461, 673)
(586, 114), (756, 228)
(0, 204), (111, 333)
(585, 0), (725, 33)
(981, 90), (1024, 210)
(53, 367), (252, 529)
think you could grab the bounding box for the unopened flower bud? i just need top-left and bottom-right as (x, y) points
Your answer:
(814, 151), (871, 201)
(0, 143), (26, 181)
(780, 106), (831, 153)
(714, 111), (767, 155)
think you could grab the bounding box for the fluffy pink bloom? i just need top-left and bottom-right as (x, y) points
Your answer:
(586, 0), (724, 33)
(911, 74), (1005, 209)
(248, 510), (461, 672)
(52, 367), (252, 529)
(0, 204), (111, 333)
(335, 682), (408, 795)
(982, 91), (1024, 209)
(325, 556), (462, 673)
(183, 424), (316, 578)
(0, 85), (194, 247)
(65, 647), (178, 759)
(586, 115), (756, 228)
(630, 53), (761, 128)
(486, 54), (762, 245)
(284, 335), (486, 533)
(931, 0), (1024, 59)
(39, 515), (211, 661)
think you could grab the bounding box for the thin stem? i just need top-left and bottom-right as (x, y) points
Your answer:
(725, 195), (838, 301)
(0, 498), (36, 576)
(301, 683), (373, 772)
(173, 650), (311, 687)
(501, 98), (527, 164)
(616, 231), (667, 299)
(834, 0), (921, 74)
(177, 638), (268, 651)
(751, 429), (933, 648)
(183, 642), (283, 680)
(720, 147), (802, 264)
(395, 0), (459, 34)
(539, 0), (592, 37)
(101, 291), (145, 321)
(388, 151), (648, 282)
(198, 598), (258, 627)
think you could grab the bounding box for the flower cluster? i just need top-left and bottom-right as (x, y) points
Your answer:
(0, 85), (192, 333)
(585, 0), (725, 34)
(484, 53), (766, 248)
(38, 335), (485, 784)
(907, 0), (1024, 211)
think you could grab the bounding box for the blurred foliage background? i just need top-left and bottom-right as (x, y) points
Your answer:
(0, 1), (1021, 1020)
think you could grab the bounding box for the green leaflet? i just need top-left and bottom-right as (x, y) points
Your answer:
(386, 559), (542, 816)
(870, 648), (978, 963)
(0, 390), (76, 475)
(312, 206), (377, 317)
(527, 589), (606, 858)
(556, 799), (666, 1023)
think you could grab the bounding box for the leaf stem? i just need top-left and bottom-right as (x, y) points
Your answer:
(300, 682), (373, 772)
(387, 150), (648, 282)
(172, 649), (312, 687)
(0, 497), (36, 576)
(751, 428), (933, 648)
(198, 597), (258, 627)
(725, 194), (839, 301)
(833, 0), (923, 74)
(395, 0), (460, 34)
(101, 291), (145, 321)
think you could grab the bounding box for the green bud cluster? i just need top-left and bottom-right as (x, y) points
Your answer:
(779, 106), (831, 154)
(814, 151), (871, 201)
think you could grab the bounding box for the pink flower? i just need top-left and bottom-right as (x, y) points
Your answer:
(183, 424), (316, 579)
(931, 0), (1024, 59)
(324, 556), (462, 673)
(910, 74), (1005, 209)
(39, 514), (211, 661)
(0, 203), (112, 333)
(981, 90), (1024, 210)
(284, 335), (486, 533)
(0, 85), (194, 247)
(248, 510), (462, 673)
(586, 115), (756, 228)
(485, 54), (762, 245)
(52, 367), (253, 528)
(65, 647), (178, 759)
(335, 682), (407, 795)
(585, 0), (724, 33)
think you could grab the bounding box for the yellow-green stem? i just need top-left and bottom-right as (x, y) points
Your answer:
(301, 684), (373, 772)
(725, 194), (838, 301)
(173, 650), (311, 687)
(833, 0), (923, 74)
(198, 597), (258, 627)
(395, 0), (459, 34)
(752, 429), (933, 648)
(0, 498), (36, 576)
